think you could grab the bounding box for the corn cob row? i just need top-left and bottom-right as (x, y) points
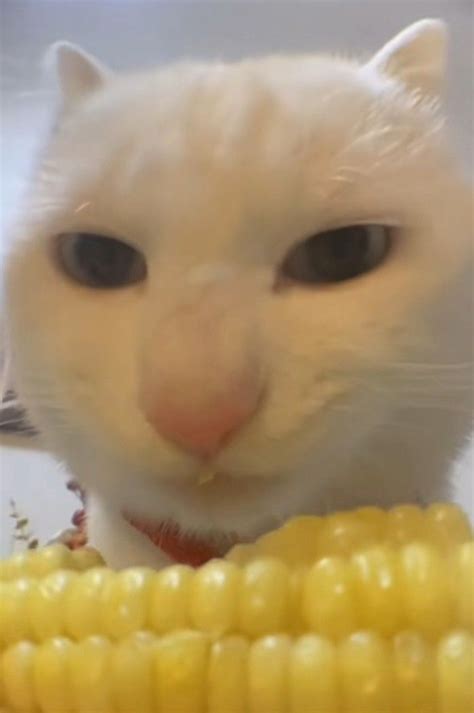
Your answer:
(1, 541), (472, 646)
(0, 546), (103, 582)
(228, 502), (473, 565)
(1, 629), (473, 713)
(1, 504), (470, 584)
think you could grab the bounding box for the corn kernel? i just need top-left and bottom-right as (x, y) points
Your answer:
(248, 635), (290, 713)
(98, 567), (153, 639)
(425, 503), (472, 551)
(28, 570), (77, 642)
(110, 632), (156, 713)
(2, 641), (37, 713)
(400, 544), (453, 639)
(350, 547), (401, 637)
(68, 636), (113, 713)
(393, 631), (437, 713)
(154, 631), (209, 713)
(289, 634), (337, 712)
(149, 564), (193, 632)
(339, 631), (395, 712)
(33, 637), (74, 713)
(190, 560), (240, 635)
(0, 579), (35, 647)
(303, 556), (356, 639)
(208, 637), (249, 713)
(64, 568), (115, 640)
(437, 631), (474, 713)
(239, 558), (290, 637)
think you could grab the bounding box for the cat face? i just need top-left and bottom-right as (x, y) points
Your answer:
(4, 20), (472, 537)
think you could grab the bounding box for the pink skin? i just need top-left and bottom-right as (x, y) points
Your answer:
(142, 375), (263, 458)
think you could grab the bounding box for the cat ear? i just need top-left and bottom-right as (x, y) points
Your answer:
(367, 19), (447, 96)
(46, 42), (111, 112)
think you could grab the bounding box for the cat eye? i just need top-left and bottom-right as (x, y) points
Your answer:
(279, 224), (392, 286)
(56, 233), (147, 288)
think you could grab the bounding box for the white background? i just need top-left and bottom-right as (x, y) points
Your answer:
(1, 0), (472, 555)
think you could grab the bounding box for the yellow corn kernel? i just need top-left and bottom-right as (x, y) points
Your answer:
(248, 635), (290, 713)
(2, 641), (37, 713)
(189, 560), (240, 635)
(63, 567), (115, 640)
(208, 637), (248, 713)
(68, 636), (114, 713)
(239, 558), (290, 637)
(437, 631), (474, 713)
(110, 632), (156, 713)
(154, 631), (209, 713)
(350, 546), (401, 637)
(303, 556), (357, 639)
(425, 503), (472, 551)
(289, 634), (338, 712)
(386, 504), (427, 545)
(149, 564), (193, 632)
(339, 631), (395, 712)
(393, 631), (437, 713)
(98, 567), (153, 639)
(399, 543), (453, 639)
(0, 578), (35, 647)
(32, 637), (74, 713)
(0, 552), (30, 584)
(251, 516), (323, 565)
(315, 512), (378, 558)
(354, 506), (388, 538)
(28, 570), (77, 642)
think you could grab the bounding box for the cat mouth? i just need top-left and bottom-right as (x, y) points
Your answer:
(123, 465), (261, 565)
(123, 511), (242, 566)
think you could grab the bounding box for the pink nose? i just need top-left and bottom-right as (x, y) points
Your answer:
(143, 384), (261, 458)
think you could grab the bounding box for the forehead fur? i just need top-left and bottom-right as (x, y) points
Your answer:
(52, 54), (441, 176)
(31, 52), (445, 264)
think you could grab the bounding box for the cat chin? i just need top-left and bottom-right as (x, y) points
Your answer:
(86, 460), (318, 540)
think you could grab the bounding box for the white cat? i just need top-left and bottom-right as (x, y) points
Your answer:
(3, 19), (473, 568)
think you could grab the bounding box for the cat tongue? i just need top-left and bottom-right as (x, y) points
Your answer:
(123, 513), (221, 567)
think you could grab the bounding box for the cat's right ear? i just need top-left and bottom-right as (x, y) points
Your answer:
(46, 42), (111, 114)
(366, 19), (447, 97)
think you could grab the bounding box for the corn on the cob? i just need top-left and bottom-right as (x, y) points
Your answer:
(0, 504), (472, 712)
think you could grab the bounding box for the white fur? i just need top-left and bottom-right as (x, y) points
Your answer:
(3, 20), (473, 568)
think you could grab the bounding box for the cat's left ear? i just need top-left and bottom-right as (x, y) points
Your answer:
(46, 41), (111, 113)
(367, 19), (447, 96)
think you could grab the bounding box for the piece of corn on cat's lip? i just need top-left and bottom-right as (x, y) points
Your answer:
(196, 466), (216, 486)
(226, 503), (473, 565)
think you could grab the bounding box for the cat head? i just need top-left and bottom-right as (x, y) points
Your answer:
(4, 20), (472, 537)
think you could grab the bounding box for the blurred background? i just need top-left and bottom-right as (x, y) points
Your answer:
(0, 0), (472, 554)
